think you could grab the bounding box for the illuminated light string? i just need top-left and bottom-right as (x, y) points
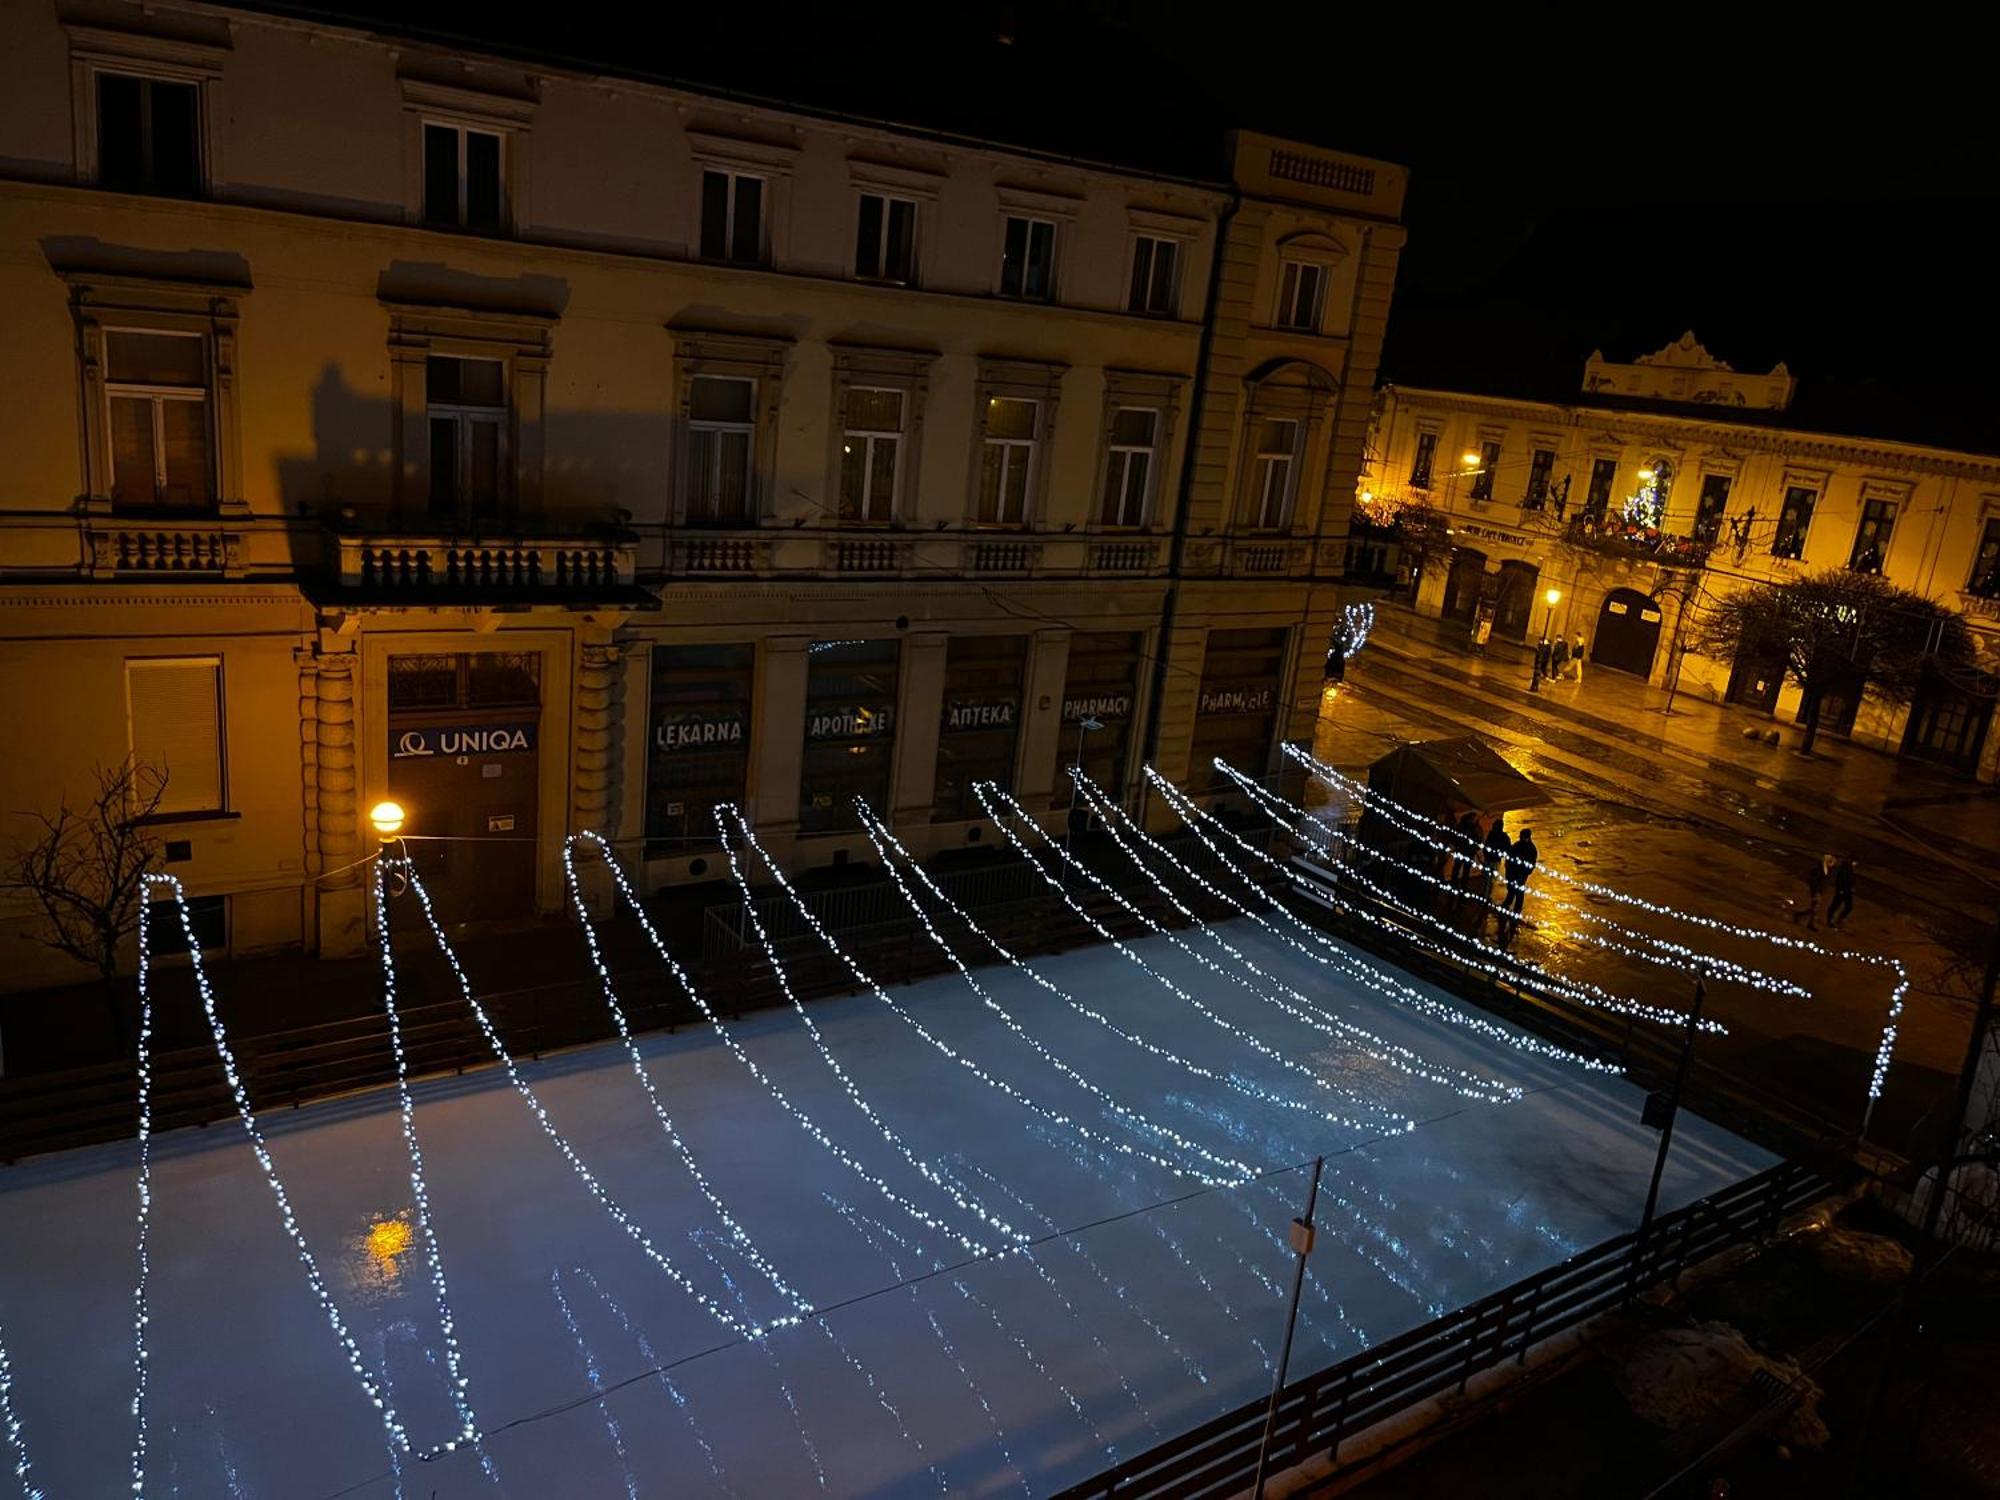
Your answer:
(970, 780), (1407, 1135)
(1059, 773), (1528, 1104)
(1138, 769), (1618, 1073)
(712, 805), (1032, 1245)
(557, 838), (820, 1319)
(844, 799), (1265, 1184)
(1278, 743), (1912, 1104)
(851, 800), (1374, 1137)
(1210, 762), (1741, 1027)
(128, 890), (160, 1499)
(1258, 757), (1802, 1001)
(548, 1270), (642, 1500)
(392, 858), (805, 1341)
(135, 874), (443, 1475)
(570, 829), (995, 1259)
(0, 1320), (43, 1500)
(367, 860), (482, 1457)
(1330, 601), (1376, 663)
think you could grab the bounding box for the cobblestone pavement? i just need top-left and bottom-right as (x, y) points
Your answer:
(1312, 603), (1999, 1157)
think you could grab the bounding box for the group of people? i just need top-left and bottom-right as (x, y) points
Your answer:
(1534, 633), (1589, 684)
(1444, 811), (1540, 948)
(1792, 853), (1858, 931)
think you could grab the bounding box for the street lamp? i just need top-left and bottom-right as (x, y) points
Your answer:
(368, 800), (406, 841)
(1529, 586), (1562, 693)
(1062, 717), (1104, 886)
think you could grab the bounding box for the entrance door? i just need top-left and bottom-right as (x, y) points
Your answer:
(1592, 588), (1663, 677)
(1441, 550), (1487, 622)
(1493, 560), (1539, 641)
(1902, 667), (1995, 771)
(387, 651), (541, 928)
(1726, 648), (1784, 714)
(1806, 666), (1866, 739)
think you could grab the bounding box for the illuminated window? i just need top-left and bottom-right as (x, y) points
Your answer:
(1849, 498), (1897, 573)
(1968, 517), (2000, 598)
(1584, 457), (1617, 518)
(422, 122), (504, 232)
(1468, 440), (1500, 501)
(105, 330), (212, 509)
(1409, 430), (1438, 490)
(1523, 448), (1555, 508)
(839, 387), (903, 523)
(978, 397), (1038, 524)
(1772, 486), (1817, 559)
(1694, 473), (1732, 542)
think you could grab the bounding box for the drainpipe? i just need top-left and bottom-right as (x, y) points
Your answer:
(1139, 187), (1240, 817)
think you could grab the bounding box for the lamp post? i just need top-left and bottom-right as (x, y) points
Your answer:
(369, 799), (408, 903)
(1528, 585), (1562, 693)
(1062, 717), (1103, 888)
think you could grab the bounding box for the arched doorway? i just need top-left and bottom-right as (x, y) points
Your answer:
(1493, 560), (1540, 641)
(1441, 549), (1487, 622)
(1592, 588), (1663, 677)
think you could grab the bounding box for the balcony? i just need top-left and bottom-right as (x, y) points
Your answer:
(1563, 516), (1713, 571)
(86, 519), (245, 577)
(317, 516), (651, 607)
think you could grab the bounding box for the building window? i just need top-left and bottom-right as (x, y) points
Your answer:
(389, 651), (540, 710)
(1773, 486), (1817, 559)
(978, 397), (1039, 524)
(1275, 260), (1325, 331)
(1584, 457), (1617, 519)
(1101, 407), (1159, 527)
(422, 122), (504, 233)
(700, 169), (765, 264)
(426, 356), (507, 521)
(96, 72), (200, 196)
(1849, 498), (1897, 573)
(105, 330), (213, 510)
(1468, 440), (1501, 501)
(1694, 474), (1732, 543)
(1523, 448), (1555, 509)
(1969, 517), (2000, 598)
(1128, 236), (1179, 316)
(1059, 632), (1142, 805)
(999, 216), (1056, 300)
(1249, 418), (1300, 529)
(686, 376), (757, 525)
(127, 657), (224, 816)
(1191, 627), (1289, 792)
(839, 386), (903, 524)
(934, 636), (1028, 822)
(855, 193), (916, 282)
(647, 644), (755, 849)
(800, 640), (900, 834)
(1409, 431), (1438, 490)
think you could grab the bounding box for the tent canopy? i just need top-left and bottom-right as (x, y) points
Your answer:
(1365, 736), (1550, 817)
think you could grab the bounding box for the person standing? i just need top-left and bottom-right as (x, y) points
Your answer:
(1792, 854), (1832, 928)
(1535, 635), (1553, 682)
(1474, 816), (1511, 934)
(1826, 855), (1857, 929)
(1570, 632), (1587, 683)
(1501, 827), (1539, 945)
(1550, 634), (1570, 681)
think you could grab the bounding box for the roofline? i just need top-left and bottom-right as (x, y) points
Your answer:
(1379, 382), (2000, 473)
(198, 0), (1240, 194)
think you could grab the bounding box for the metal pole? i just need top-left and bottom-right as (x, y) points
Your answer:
(1529, 601), (1550, 694)
(1062, 717), (1098, 891)
(1253, 1155), (1324, 1500)
(1635, 980), (1706, 1287)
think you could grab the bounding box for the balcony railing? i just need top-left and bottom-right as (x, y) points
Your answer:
(1563, 515), (1713, 571)
(323, 520), (645, 604)
(86, 519), (244, 577)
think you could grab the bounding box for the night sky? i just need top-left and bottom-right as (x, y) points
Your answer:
(264, 1), (2000, 452)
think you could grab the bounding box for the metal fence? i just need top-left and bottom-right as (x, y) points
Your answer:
(1050, 1159), (1832, 1500)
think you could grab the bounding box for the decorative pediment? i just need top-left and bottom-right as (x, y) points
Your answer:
(1635, 331), (1733, 371)
(1276, 230), (1350, 262)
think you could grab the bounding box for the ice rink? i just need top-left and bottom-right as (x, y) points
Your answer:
(0, 902), (1771, 1498)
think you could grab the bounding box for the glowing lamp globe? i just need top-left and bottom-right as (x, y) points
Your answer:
(1544, 587), (1562, 607)
(369, 800), (407, 839)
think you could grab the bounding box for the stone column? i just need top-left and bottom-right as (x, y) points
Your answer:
(572, 641), (624, 837)
(1014, 627), (1073, 812)
(891, 632), (949, 826)
(312, 649), (365, 957)
(751, 636), (811, 833)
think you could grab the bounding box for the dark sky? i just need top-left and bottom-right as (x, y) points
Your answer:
(270, 0), (2000, 451)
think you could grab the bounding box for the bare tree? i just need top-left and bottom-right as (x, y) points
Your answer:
(1694, 569), (1973, 755)
(7, 762), (167, 1053)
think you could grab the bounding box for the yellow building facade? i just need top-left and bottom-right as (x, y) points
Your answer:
(0, 0), (1406, 986)
(1359, 335), (2000, 780)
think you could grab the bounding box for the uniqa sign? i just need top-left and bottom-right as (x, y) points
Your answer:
(393, 723), (536, 758)
(1062, 692), (1130, 723)
(654, 709), (747, 752)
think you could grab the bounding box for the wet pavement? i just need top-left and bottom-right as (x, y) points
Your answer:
(1310, 603), (2000, 1160)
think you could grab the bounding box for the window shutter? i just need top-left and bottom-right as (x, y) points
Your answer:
(128, 659), (222, 814)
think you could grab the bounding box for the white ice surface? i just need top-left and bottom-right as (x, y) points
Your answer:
(0, 914), (1771, 1499)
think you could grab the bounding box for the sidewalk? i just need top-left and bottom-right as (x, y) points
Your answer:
(1356, 602), (2000, 881)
